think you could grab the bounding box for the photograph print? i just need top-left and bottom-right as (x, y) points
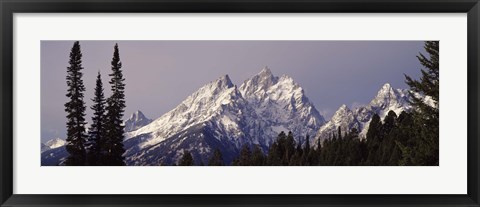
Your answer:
(41, 40), (439, 166)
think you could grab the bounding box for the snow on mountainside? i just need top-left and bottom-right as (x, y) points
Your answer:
(44, 68), (415, 166)
(41, 138), (68, 165)
(124, 110), (152, 132)
(123, 67), (325, 165)
(124, 74), (275, 165)
(239, 67), (325, 143)
(41, 138), (66, 153)
(314, 83), (412, 143)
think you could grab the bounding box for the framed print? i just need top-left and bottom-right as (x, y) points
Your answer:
(1, 0), (479, 206)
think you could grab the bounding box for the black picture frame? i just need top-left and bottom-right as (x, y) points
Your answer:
(1, 0), (479, 206)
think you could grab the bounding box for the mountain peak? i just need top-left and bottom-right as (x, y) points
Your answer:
(125, 110), (152, 132)
(259, 66), (272, 76)
(45, 138), (66, 149)
(131, 110), (146, 119)
(381, 83), (392, 90)
(334, 104), (351, 116)
(256, 66), (277, 84)
(215, 74), (234, 89)
(373, 83), (395, 100)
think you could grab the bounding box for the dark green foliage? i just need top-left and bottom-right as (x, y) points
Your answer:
(178, 151), (194, 166)
(318, 127), (365, 166)
(266, 132), (286, 165)
(64, 41), (87, 166)
(402, 41), (439, 165)
(208, 148), (224, 166)
(284, 132), (296, 165)
(86, 72), (107, 165)
(289, 139), (303, 166)
(365, 114), (382, 165)
(251, 145), (266, 166)
(103, 43), (126, 166)
(233, 145), (252, 166)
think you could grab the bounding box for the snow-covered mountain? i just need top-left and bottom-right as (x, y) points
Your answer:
(41, 69), (413, 166)
(239, 67), (325, 143)
(41, 138), (68, 166)
(122, 67), (324, 165)
(123, 74), (274, 165)
(314, 83), (412, 143)
(124, 110), (152, 132)
(41, 138), (66, 153)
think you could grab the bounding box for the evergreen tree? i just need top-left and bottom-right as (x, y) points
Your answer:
(238, 145), (252, 166)
(378, 111), (398, 165)
(304, 135), (310, 155)
(284, 131), (296, 165)
(64, 41), (87, 166)
(402, 41), (439, 165)
(314, 140), (322, 165)
(382, 111), (398, 136)
(290, 138), (303, 166)
(208, 148), (224, 166)
(365, 114), (382, 165)
(337, 126), (342, 139)
(86, 72), (107, 165)
(251, 145), (266, 166)
(103, 43), (126, 166)
(178, 151), (194, 166)
(266, 132), (286, 165)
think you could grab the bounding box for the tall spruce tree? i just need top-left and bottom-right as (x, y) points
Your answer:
(86, 72), (107, 165)
(284, 131), (295, 165)
(64, 41), (87, 166)
(104, 43), (126, 166)
(403, 41), (439, 165)
(365, 114), (382, 165)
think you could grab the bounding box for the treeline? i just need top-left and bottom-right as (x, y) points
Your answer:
(64, 41), (126, 166)
(178, 41), (439, 166)
(180, 110), (431, 166)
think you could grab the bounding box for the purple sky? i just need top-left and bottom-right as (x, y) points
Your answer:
(41, 41), (424, 142)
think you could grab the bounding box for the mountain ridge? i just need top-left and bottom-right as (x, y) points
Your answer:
(41, 68), (412, 166)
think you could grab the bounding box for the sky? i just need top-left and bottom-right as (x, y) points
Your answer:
(41, 41), (425, 142)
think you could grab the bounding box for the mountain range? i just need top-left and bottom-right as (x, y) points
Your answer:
(313, 83), (411, 144)
(41, 67), (412, 166)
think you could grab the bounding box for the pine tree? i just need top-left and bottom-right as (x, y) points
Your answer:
(382, 111), (398, 136)
(86, 72), (107, 165)
(304, 135), (310, 155)
(179, 151), (194, 166)
(403, 41), (439, 165)
(103, 43), (126, 166)
(64, 41), (87, 166)
(337, 126), (342, 139)
(290, 138), (303, 166)
(315, 140), (322, 165)
(251, 145), (266, 166)
(266, 142), (281, 166)
(238, 145), (252, 166)
(366, 114), (382, 165)
(208, 148), (224, 166)
(267, 132), (286, 165)
(284, 131), (295, 165)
